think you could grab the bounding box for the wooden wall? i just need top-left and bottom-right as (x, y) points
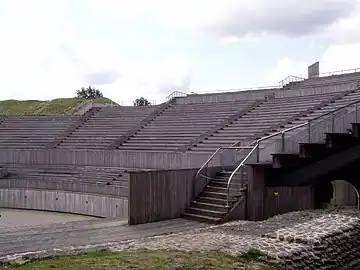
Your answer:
(0, 188), (128, 218)
(0, 149), (213, 170)
(247, 165), (314, 221)
(0, 178), (127, 197)
(128, 168), (198, 225)
(264, 186), (314, 218)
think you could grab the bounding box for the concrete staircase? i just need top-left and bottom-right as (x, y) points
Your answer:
(182, 170), (247, 224)
(48, 107), (101, 149)
(264, 122), (360, 190)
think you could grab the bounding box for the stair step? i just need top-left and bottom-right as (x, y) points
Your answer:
(197, 196), (236, 204)
(191, 201), (230, 211)
(181, 212), (220, 224)
(206, 185), (245, 194)
(186, 206), (227, 218)
(210, 181), (245, 188)
(202, 191), (240, 200)
(325, 132), (360, 149)
(217, 171), (247, 176)
(217, 171), (234, 176)
(215, 176), (246, 181)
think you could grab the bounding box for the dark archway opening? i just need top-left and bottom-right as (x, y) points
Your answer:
(314, 181), (334, 209)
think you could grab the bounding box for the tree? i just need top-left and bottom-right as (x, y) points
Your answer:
(76, 86), (103, 99)
(133, 97), (151, 106)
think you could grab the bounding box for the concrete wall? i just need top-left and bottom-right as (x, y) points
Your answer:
(264, 186), (314, 218)
(0, 149), (213, 170)
(175, 88), (279, 104)
(308, 61), (320, 78)
(280, 82), (357, 97)
(332, 180), (358, 206)
(176, 82), (356, 104)
(247, 165), (314, 221)
(0, 188), (128, 218)
(128, 168), (198, 225)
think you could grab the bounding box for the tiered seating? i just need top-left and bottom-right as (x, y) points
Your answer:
(117, 100), (256, 151)
(56, 106), (157, 149)
(190, 92), (340, 152)
(4, 164), (129, 188)
(0, 116), (79, 149)
(270, 88), (360, 140)
(298, 72), (360, 88)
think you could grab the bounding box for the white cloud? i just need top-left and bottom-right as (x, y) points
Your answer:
(321, 44), (360, 72)
(1, 0), (360, 104)
(265, 58), (309, 85)
(0, 0), (192, 104)
(146, 0), (358, 39)
(323, 0), (360, 44)
(266, 43), (360, 84)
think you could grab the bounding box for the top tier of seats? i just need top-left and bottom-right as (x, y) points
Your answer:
(189, 92), (340, 152)
(116, 100), (257, 151)
(298, 72), (360, 88)
(0, 115), (80, 149)
(56, 106), (158, 149)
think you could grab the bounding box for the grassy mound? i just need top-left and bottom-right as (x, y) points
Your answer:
(0, 97), (117, 115)
(1, 249), (284, 270)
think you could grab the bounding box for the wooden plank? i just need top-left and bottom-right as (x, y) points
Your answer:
(128, 169), (198, 225)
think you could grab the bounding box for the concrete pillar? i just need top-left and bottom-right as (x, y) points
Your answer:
(0, 167), (7, 178)
(308, 61), (320, 78)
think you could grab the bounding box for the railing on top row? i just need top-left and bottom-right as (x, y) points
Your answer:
(278, 75), (305, 88)
(190, 85), (280, 95)
(318, 68), (360, 78)
(166, 91), (188, 101)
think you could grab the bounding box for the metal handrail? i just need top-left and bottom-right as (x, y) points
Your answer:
(166, 91), (188, 101)
(192, 146), (254, 200)
(278, 75), (305, 88)
(226, 94), (360, 207)
(318, 67), (360, 77)
(193, 146), (255, 179)
(225, 122), (308, 206)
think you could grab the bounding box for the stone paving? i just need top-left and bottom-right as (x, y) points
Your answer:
(1, 209), (360, 269)
(109, 209), (360, 260)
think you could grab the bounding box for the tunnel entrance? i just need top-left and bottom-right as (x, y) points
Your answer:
(314, 180), (359, 209)
(314, 181), (333, 209)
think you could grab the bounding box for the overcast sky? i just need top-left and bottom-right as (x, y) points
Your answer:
(1, 0), (360, 104)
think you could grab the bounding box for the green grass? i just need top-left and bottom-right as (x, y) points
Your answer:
(0, 97), (117, 115)
(0, 249), (284, 270)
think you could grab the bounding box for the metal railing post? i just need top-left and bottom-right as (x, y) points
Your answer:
(331, 113), (335, 132)
(281, 132), (285, 152)
(240, 165), (245, 188)
(192, 175), (196, 201)
(256, 144), (260, 162)
(356, 103), (358, 123)
(308, 120), (311, 143)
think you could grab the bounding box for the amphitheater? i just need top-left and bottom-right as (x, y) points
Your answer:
(2, 61), (360, 269)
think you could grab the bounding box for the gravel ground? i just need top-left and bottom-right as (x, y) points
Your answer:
(1, 208), (360, 269)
